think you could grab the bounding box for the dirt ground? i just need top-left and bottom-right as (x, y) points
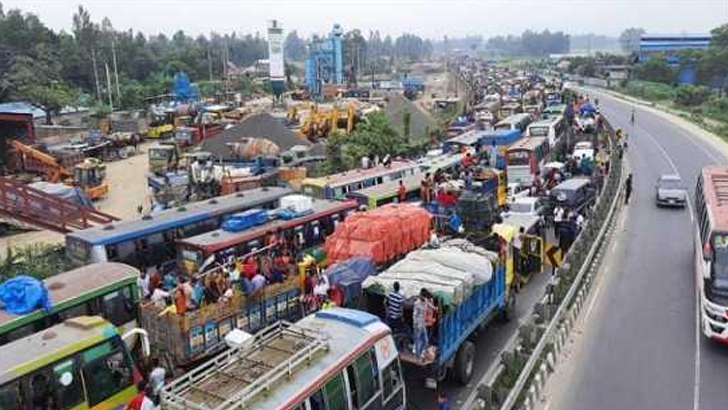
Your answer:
(0, 143), (153, 257)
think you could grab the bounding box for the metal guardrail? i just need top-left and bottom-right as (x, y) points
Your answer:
(463, 119), (625, 410)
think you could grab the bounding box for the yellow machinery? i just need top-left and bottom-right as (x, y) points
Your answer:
(9, 140), (110, 200)
(295, 103), (356, 141)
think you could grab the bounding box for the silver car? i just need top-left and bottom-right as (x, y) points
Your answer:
(655, 174), (687, 208)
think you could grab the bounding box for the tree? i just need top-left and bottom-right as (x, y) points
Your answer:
(284, 30), (306, 61)
(619, 28), (645, 54)
(634, 57), (676, 84)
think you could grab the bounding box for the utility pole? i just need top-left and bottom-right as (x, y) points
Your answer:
(111, 38), (121, 104)
(91, 49), (102, 103)
(105, 61), (114, 109)
(207, 45), (213, 82)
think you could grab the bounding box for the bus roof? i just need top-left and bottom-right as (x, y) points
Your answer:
(163, 308), (390, 410)
(0, 316), (117, 384)
(301, 161), (416, 188)
(67, 186), (293, 246)
(529, 116), (562, 127)
(508, 136), (548, 151)
(496, 113), (531, 126)
(0, 263), (139, 330)
(418, 152), (462, 173)
(347, 174), (422, 201)
(701, 166), (728, 232)
(179, 199), (359, 252)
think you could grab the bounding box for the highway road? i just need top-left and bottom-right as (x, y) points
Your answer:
(549, 90), (728, 410)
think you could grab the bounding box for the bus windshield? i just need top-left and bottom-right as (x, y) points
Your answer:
(529, 126), (549, 137)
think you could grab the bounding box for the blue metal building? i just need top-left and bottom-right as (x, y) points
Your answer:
(304, 24), (344, 99)
(638, 34), (711, 84)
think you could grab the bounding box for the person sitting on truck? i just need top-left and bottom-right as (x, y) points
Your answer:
(163, 271), (177, 291)
(191, 277), (205, 309)
(173, 285), (188, 315)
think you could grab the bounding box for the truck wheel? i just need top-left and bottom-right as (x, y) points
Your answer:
(453, 341), (475, 385)
(501, 293), (517, 322)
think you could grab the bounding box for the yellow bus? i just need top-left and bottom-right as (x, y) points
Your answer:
(0, 316), (147, 410)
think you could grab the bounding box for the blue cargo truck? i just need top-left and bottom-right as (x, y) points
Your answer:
(363, 243), (514, 385)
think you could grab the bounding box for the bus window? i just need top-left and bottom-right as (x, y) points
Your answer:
(0, 381), (24, 410)
(82, 348), (133, 406)
(53, 359), (84, 409)
(106, 244), (119, 261)
(101, 287), (136, 327)
(381, 360), (403, 409)
(356, 350), (379, 408)
(324, 373), (348, 410)
(58, 303), (90, 322)
(310, 389), (326, 410)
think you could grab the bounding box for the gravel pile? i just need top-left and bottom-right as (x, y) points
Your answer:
(203, 113), (310, 160)
(384, 92), (437, 142)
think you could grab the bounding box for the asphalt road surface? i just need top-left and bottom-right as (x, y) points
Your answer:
(406, 267), (553, 410)
(549, 89), (728, 410)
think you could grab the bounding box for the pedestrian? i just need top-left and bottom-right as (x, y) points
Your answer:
(420, 173), (431, 204)
(513, 227), (525, 276)
(437, 391), (452, 410)
(125, 380), (148, 410)
(398, 180), (407, 203)
(385, 282), (404, 333)
(148, 357), (166, 397)
(140, 386), (156, 410)
(625, 173), (633, 204)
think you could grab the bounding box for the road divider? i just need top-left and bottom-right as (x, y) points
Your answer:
(463, 119), (625, 410)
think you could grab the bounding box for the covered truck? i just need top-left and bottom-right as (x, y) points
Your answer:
(324, 203), (431, 265)
(362, 239), (514, 385)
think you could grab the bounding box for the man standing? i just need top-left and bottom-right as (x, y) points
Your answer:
(386, 282), (404, 333)
(413, 289), (432, 361)
(625, 173), (633, 204)
(398, 180), (407, 203)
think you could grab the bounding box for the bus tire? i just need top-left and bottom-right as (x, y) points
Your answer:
(453, 341), (475, 385)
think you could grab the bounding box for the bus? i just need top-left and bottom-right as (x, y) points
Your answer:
(301, 161), (418, 200)
(348, 174), (422, 210)
(65, 186), (294, 268)
(161, 308), (405, 410)
(176, 198), (360, 274)
(506, 137), (550, 187)
(0, 263), (140, 347)
(694, 166), (728, 341)
(494, 113), (532, 134)
(527, 115), (567, 146)
(0, 316), (146, 410)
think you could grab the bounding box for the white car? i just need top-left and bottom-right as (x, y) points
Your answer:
(572, 141), (595, 161)
(505, 196), (545, 218)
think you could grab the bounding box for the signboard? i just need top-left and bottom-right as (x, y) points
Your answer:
(267, 21), (285, 81)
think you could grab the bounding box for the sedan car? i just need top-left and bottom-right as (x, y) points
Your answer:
(655, 174), (687, 208)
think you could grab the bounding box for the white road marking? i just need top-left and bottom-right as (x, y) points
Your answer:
(612, 106), (701, 410)
(694, 281), (701, 410)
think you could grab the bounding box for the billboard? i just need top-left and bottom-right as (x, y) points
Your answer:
(267, 20), (285, 82)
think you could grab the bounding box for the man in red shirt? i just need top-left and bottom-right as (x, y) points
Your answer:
(398, 180), (407, 202)
(125, 380), (148, 410)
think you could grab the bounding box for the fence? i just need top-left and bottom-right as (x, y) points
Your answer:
(464, 119), (625, 410)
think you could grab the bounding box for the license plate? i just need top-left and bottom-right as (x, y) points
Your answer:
(669, 199), (675, 204)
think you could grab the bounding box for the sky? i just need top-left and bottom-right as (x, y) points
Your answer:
(2, 0), (727, 39)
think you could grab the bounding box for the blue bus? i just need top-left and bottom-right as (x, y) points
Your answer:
(65, 186), (293, 268)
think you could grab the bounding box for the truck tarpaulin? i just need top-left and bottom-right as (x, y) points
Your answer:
(324, 203), (431, 264)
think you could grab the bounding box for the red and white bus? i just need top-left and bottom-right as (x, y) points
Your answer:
(177, 198), (359, 274)
(695, 166), (728, 341)
(505, 136), (550, 187)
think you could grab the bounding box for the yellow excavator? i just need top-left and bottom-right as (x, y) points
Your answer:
(294, 103), (356, 141)
(9, 140), (110, 200)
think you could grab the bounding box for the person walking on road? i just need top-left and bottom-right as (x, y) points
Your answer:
(630, 107), (636, 126)
(625, 173), (633, 204)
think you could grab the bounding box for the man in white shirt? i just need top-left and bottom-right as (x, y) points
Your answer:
(137, 271), (150, 300)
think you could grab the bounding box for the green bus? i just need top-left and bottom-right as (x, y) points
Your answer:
(346, 174), (422, 210)
(0, 316), (144, 410)
(0, 263), (140, 347)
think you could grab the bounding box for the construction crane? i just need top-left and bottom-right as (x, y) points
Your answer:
(9, 140), (110, 201)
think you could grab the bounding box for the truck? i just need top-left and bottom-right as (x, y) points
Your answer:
(362, 239), (515, 385)
(140, 263), (305, 372)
